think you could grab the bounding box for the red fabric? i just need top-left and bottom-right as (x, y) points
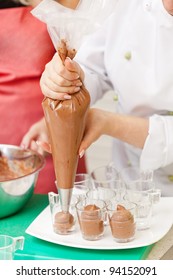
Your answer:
(0, 7), (87, 193)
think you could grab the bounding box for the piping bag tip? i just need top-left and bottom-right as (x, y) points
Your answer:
(57, 188), (73, 213)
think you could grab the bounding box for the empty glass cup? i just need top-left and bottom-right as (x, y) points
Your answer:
(125, 180), (153, 230)
(90, 164), (123, 199)
(90, 164), (120, 187)
(120, 166), (153, 185)
(86, 188), (116, 204)
(72, 173), (91, 202)
(147, 188), (161, 204)
(68, 173), (92, 212)
(74, 173), (91, 189)
(126, 179), (161, 204)
(0, 235), (24, 260)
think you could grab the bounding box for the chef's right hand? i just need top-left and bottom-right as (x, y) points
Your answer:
(40, 52), (84, 100)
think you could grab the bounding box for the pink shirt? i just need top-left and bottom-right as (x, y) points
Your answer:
(0, 6), (57, 193)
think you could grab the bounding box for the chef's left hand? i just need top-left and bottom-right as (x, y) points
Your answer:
(162, 0), (173, 15)
(20, 117), (51, 156)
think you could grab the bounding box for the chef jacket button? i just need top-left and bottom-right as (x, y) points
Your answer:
(127, 161), (132, 166)
(143, 0), (152, 11)
(168, 175), (173, 182)
(113, 95), (118, 101)
(124, 51), (131, 60)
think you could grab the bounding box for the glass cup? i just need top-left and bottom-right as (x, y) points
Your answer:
(90, 165), (124, 200)
(70, 173), (92, 212)
(126, 178), (161, 202)
(86, 188), (116, 204)
(120, 166), (153, 185)
(72, 173), (91, 203)
(48, 192), (76, 235)
(90, 164), (120, 186)
(147, 188), (161, 204)
(125, 180), (153, 230)
(74, 173), (91, 189)
(75, 198), (106, 241)
(86, 188), (117, 225)
(107, 200), (136, 243)
(0, 235), (24, 260)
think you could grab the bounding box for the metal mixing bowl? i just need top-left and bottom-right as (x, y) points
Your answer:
(0, 144), (45, 219)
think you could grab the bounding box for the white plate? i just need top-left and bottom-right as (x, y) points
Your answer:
(26, 197), (173, 250)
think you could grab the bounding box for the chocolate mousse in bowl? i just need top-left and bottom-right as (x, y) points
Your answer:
(76, 198), (106, 241)
(107, 200), (136, 243)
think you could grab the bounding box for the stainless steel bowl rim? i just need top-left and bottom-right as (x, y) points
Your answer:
(0, 144), (45, 182)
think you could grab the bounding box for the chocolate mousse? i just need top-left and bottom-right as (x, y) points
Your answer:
(53, 211), (74, 234)
(109, 204), (135, 241)
(0, 156), (33, 181)
(79, 204), (104, 239)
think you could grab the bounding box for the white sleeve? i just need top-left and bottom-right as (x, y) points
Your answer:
(75, 22), (114, 106)
(140, 115), (173, 170)
(153, 0), (173, 25)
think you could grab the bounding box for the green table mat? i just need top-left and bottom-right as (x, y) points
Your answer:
(0, 194), (152, 260)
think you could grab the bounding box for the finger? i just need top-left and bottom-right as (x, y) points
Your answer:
(29, 140), (46, 156)
(41, 72), (81, 94)
(79, 149), (85, 159)
(78, 138), (91, 158)
(65, 57), (84, 81)
(36, 140), (52, 154)
(64, 57), (79, 72)
(20, 129), (36, 149)
(45, 71), (82, 89)
(40, 84), (81, 100)
(20, 137), (30, 150)
(40, 76), (81, 100)
(79, 129), (100, 157)
(40, 83), (72, 100)
(52, 53), (80, 81)
(30, 140), (39, 152)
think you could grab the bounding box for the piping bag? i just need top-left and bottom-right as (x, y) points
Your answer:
(32, 0), (117, 213)
(43, 39), (90, 213)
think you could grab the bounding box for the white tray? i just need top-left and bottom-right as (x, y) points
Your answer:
(26, 197), (173, 250)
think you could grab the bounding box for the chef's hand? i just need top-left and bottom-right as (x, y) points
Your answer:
(40, 52), (84, 100)
(162, 0), (173, 15)
(20, 118), (51, 156)
(25, 109), (106, 158)
(79, 108), (107, 158)
(79, 108), (149, 158)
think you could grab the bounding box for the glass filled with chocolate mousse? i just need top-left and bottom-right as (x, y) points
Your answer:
(107, 200), (136, 243)
(75, 198), (106, 241)
(48, 192), (75, 235)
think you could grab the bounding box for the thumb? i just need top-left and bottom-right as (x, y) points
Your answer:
(36, 141), (52, 154)
(65, 57), (84, 81)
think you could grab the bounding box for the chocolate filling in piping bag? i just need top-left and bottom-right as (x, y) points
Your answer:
(43, 39), (90, 212)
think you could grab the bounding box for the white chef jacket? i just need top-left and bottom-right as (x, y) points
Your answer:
(75, 0), (173, 196)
